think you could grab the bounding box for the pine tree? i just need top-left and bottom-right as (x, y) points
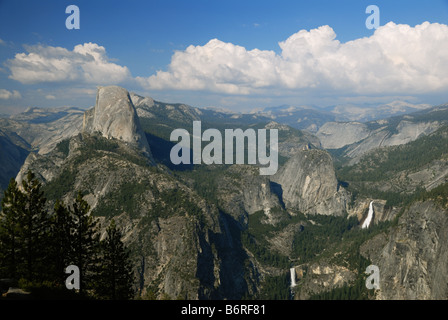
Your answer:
(18, 170), (51, 282)
(70, 190), (100, 293)
(48, 199), (74, 284)
(0, 178), (24, 279)
(95, 219), (135, 300)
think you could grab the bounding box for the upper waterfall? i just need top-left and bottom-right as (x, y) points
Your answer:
(362, 201), (374, 229)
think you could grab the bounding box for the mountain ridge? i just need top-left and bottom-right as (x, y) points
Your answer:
(2, 86), (448, 300)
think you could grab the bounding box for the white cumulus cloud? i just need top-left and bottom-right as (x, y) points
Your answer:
(0, 89), (21, 99)
(6, 42), (131, 85)
(139, 22), (448, 97)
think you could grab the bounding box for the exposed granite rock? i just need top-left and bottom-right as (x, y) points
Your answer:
(83, 86), (153, 160)
(292, 263), (356, 300)
(348, 198), (400, 226)
(242, 174), (283, 217)
(317, 122), (370, 150)
(0, 109), (83, 190)
(1, 287), (31, 300)
(13, 130), (257, 300)
(361, 201), (448, 299)
(272, 149), (349, 216)
(0, 108), (84, 155)
(318, 119), (443, 162)
(344, 120), (441, 162)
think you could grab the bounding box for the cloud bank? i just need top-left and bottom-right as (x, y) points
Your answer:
(138, 22), (448, 97)
(6, 42), (131, 85)
(4, 22), (448, 107)
(0, 89), (21, 99)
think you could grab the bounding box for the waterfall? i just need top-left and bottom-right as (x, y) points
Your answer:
(290, 267), (297, 288)
(362, 201), (374, 229)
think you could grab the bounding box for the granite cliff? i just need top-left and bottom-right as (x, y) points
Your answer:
(12, 86), (261, 299)
(4, 85), (448, 300)
(272, 148), (349, 216)
(317, 105), (448, 162)
(83, 86), (153, 160)
(361, 200), (448, 299)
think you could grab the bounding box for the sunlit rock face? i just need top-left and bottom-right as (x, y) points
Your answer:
(83, 85), (153, 159)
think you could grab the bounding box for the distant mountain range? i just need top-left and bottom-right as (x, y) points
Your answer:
(252, 100), (432, 132)
(0, 94), (443, 194)
(1, 88), (448, 300)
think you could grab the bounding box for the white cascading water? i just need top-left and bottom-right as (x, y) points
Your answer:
(362, 201), (374, 229)
(290, 267), (297, 287)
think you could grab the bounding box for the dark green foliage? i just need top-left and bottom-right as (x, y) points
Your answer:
(1, 173), (136, 299)
(241, 209), (302, 269)
(175, 165), (228, 203)
(140, 113), (189, 141)
(150, 188), (204, 222)
(69, 134), (148, 168)
(333, 125), (448, 208)
(290, 214), (359, 263)
(241, 232), (290, 269)
(42, 167), (77, 201)
(17, 171), (51, 282)
(360, 185), (425, 208)
(47, 200), (74, 284)
(142, 115), (299, 172)
(309, 252), (372, 300)
(83, 133), (120, 152)
(94, 220), (135, 300)
(337, 125), (448, 184)
(257, 273), (291, 300)
(70, 191), (100, 293)
(145, 132), (192, 170)
(418, 181), (448, 207)
(0, 178), (23, 279)
(55, 139), (70, 157)
(91, 180), (152, 219)
(242, 208), (392, 300)
(0, 171), (54, 283)
(44, 134), (154, 206)
(303, 218), (394, 300)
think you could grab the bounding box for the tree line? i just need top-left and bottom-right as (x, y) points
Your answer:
(0, 170), (135, 300)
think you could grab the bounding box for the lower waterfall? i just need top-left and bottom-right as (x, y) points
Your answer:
(290, 267), (296, 287)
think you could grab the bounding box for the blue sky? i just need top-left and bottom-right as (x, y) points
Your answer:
(1, 0), (448, 113)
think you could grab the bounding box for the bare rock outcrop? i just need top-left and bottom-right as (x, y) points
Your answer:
(361, 201), (448, 299)
(271, 149), (348, 216)
(83, 86), (153, 160)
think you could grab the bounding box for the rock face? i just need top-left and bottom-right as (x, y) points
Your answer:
(0, 108), (84, 190)
(318, 120), (442, 158)
(344, 120), (442, 160)
(317, 105), (448, 161)
(348, 199), (400, 226)
(0, 130), (29, 190)
(12, 131), (255, 299)
(272, 149), (348, 216)
(242, 174), (283, 216)
(83, 86), (153, 159)
(0, 107), (84, 155)
(362, 201), (448, 299)
(317, 122), (370, 150)
(292, 263), (356, 300)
